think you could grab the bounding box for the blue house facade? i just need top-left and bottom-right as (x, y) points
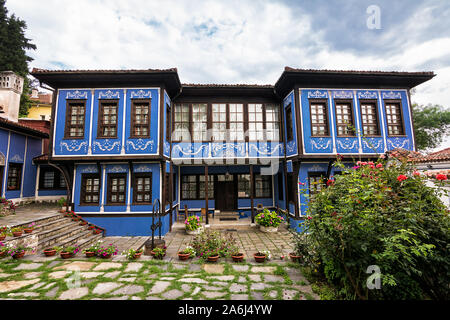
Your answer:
(31, 67), (434, 235)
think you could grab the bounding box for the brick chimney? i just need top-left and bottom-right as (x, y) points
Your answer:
(0, 71), (24, 122)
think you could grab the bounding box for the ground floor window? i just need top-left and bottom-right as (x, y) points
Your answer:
(199, 175), (214, 199)
(39, 167), (66, 189)
(181, 175), (214, 200)
(80, 174), (100, 205)
(107, 173), (127, 204)
(255, 174), (272, 198)
(7, 163), (22, 191)
(133, 173), (152, 204)
(308, 172), (326, 196)
(237, 174), (250, 198)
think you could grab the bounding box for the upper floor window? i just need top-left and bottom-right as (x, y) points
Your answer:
(80, 174), (100, 205)
(335, 101), (355, 136)
(248, 104), (264, 141)
(7, 163), (22, 190)
(64, 100), (86, 139)
(98, 100), (118, 138)
(285, 104), (294, 142)
(131, 100), (150, 138)
(212, 103), (227, 141)
(265, 104), (280, 141)
(229, 104), (245, 141)
(384, 101), (404, 136)
(360, 101), (379, 136)
(173, 104), (190, 142)
(192, 104), (208, 141)
(310, 100), (329, 136)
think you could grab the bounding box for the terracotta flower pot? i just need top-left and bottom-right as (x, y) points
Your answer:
(150, 250), (166, 259)
(0, 235), (6, 241)
(12, 231), (23, 237)
(85, 251), (96, 258)
(12, 251), (25, 259)
(88, 226), (95, 230)
(178, 252), (191, 261)
(79, 221), (87, 226)
(101, 253), (112, 259)
(24, 229), (33, 234)
(0, 251), (8, 257)
(60, 252), (73, 259)
(43, 249), (56, 257)
(133, 251), (143, 259)
(93, 229), (102, 234)
(289, 252), (302, 263)
(231, 253), (244, 262)
(254, 253), (266, 263)
(207, 255), (220, 262)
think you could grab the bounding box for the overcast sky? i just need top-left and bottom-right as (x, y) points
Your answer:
(6, 0), (450, 149)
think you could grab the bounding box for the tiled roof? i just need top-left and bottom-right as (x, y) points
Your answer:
(0, 116), (49, 138)
(414, 147), (450, 163)
(381, 148), (423, 161)
(283, 67), (435, 77)
(31, 68), (178, 74)
(381, 147), (450, 164)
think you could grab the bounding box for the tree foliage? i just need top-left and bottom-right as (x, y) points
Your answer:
(412, 103), (450, 151)
(0, 0), (36, 117)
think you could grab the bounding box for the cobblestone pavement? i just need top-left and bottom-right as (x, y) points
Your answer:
(0, 202), (60, 226)
(0, 257), (319, 300)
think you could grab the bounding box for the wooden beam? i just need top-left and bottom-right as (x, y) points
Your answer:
(250, 164), (254, 223)
(205, 165), (209, 225)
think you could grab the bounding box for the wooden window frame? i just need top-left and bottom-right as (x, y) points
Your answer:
(384, 100), (406, 137)
(264, 104), (281, 142)
(39, 167), (66, 190)
(181, 174), (200, 200)
(237, 174), (251, 199)
(285, 104), (294, 142)
(106, 173), (127, 205)
(191, 103), (208, 142)
(130, 99), (151, 139)
(80, 173), (100, 206)
(132, 172), (152, 205)
(308, 172), (327, 197)
(166, 103), (171, 142)
(254, 174), (272, 199)
(334, 99), (356, 137)
(6, 163), (22, 191)
(172, 103), (190, 142)
(211, 103), (229, 142)
(64, 99), (86, 139)
(309, 99), (330, 137)
(97, 99), (119, 139)
(359, 99), (381, 137)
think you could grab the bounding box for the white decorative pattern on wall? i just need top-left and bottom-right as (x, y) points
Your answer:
(212, 143), (245, 157)
(66, 90), (88, 99)
(173, 144), (208, 156)
(60, 140), (88, 152)
(126, 139), (154, 152)
(333, 90), (353, 99)
(311, 138), (331, 150)
(357, 91), (378, 99)
(130, 90), (152, 99)
(307, 90), (328, 99)
(81, 165), (98, 173)
(107, 165), (127, 173)
(164, 141), (170, 155)
(286, 140), (296, 153)
(387, 137), (410, 149)
(98, 90), (120, 99)
(93, 140), (121, 152)
(382, 91), (402, 99)
(336, 138), (358, 150)
(362, 138), (382, 150)
(249, 143), (283, 156)
(134, 164), (152, 173)
(9, 154), (23, 162)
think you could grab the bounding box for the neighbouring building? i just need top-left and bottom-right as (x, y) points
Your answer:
(30, 67), (435, 236)
(0, 71), (67, 204)
(26, 88), (53, 120)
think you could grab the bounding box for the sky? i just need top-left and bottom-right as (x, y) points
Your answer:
(6, 0), (450, 150)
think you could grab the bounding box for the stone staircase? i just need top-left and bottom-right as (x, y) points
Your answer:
(2, 213), (104, 252)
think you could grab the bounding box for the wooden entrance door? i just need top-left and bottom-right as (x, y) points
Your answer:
(215, 175), (236, 211)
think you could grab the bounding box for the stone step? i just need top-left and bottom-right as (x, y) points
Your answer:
(42, 228), (103, 251)
(10, 213), (64, 229)
(37, 223), (93, 250)
(33, 216), (73, 232)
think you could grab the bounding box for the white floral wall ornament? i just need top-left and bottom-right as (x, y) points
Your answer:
(130, 89), (152, 99)
(9, 154), (23, 162)
(99, 90), (120, 99)
(382, 91), (402, 99)
(81, 165), (98, 173)
(333, 90), (353, 99)
(311, 138), (331, 150)
(127, 139), (154, 152)
(307, 90), (328, 99)
(93, 140), (121, 152)
(337, 138), (358, 150)
(60, 140), (88, 152)
(357, 91), (378, 99)
(66, 90), (88, 100)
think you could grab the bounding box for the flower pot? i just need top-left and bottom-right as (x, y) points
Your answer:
(43, 249), (56, 257)
(133, 251), (143, 259)
(178, 252), (191, 261)
(79, 221), (87, 226)
(186, 227), (203, 235)
(150, 250), (166, 259)
(231, 253), (245, 262)
(289, 252), (302, 263)
(88, 226), (95, 230)
(24, 229), (33, 234)
(254, 253), (266, 263)
(60, 252), (73, 259)
(85, 251), (96, 258)
(12, 231), (23, 237)
(12, 251), (25, 259)
(93, 229), (102, 235)
(0, 235), (6, 241)
(0, 251), (8, 257)
(72, 218), (79, 221)
(60, 209), (66, 213)
(101, 253), (112, 259)
(207, 255), (220, 262)
(259, 225), (278, 233)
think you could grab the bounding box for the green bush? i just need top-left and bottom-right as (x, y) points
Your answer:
(298, 158), (450, 300)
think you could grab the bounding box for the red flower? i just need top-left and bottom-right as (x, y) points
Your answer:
(397, 175), (408, 182)
(413, 171), (421, 177)
(436, 174), (448, 181)
(326, 179), (334, 186)
(307, 216), (312, 220)
(376, 163), (383, 168)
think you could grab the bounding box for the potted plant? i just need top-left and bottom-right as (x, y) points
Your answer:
(0, 226), (10, 241)
(0, 242), (9, 257)
(88, 224), (95, 230)
(255, 208), (284, 233)
(184, 215), (203, 235)
(58, 197), (67, 213)
(43, 246), (62, 257)
(79, 220), (88, 226)
(123, 248), (144, 260)
(203, 249), (220, 262)
(60, 246), (79, 259)
(23, 222), (36, 234)
(96, 244), (118, 259)
(11, 226), (23, 237)
(71, 214), (80, 222)
(83, 241), (102, 257)
(8, 245), (31, 259)
(151, 246), (167, 259)
(93, 228), (102, 235)
(178, 246), (195, 260)
(254, 251), (270, 263)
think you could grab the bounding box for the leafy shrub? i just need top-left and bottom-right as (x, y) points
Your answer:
(189, 230), (237, 260)
(0, 197), (15, 216)
(298, 158), (450, 300)
(255, 208), (284, 227)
